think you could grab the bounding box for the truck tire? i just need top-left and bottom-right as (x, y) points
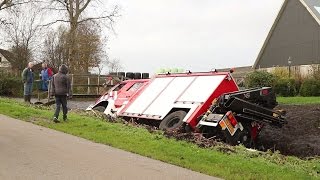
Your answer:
(225, 123), (252, 148)
(93, 106), (106, 112)
(117, 72), (125, 78)
(126, 72), (134, 79)
(109, 72), (117, 76)
(159, 110), (187, 130)
(142, 73), (149, 79)
(134, 72), (141, 79)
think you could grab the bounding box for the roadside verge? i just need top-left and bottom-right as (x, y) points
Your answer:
(0, 98), (319, 180)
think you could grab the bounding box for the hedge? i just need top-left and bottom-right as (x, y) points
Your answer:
(300, 78), (320, 96)
(274, 78), (298, 97)
(0, 75), (23, 97)
(245, 71), (320, 97)
(245, 71), (275, 88)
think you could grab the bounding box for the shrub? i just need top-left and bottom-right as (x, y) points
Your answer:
(274, 78), (297, 97)
(271, 67), (289, 79)
(245, 71), (275, 88)
(0, 74), (23, 97)
(299, 78), (320, 96)
(310, 64), (320, 80)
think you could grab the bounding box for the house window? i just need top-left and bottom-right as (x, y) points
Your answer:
(0, 57), (2, 62)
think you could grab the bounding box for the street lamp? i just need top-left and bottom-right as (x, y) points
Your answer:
(288, 57), (292, 77)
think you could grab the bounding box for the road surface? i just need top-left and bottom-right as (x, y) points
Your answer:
(0, 114), (219, 180)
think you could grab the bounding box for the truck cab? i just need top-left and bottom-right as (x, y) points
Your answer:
(86, 79), (149, 116)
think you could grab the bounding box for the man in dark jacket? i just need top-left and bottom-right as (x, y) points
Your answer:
(51, 64), (71, 123)
(21, 62), (34, 103)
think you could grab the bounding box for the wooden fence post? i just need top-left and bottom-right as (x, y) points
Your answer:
(47, 80), (51, 102)
(97, 75), (100, 95)
(71, 74), (74, 95)
(87, 76), (91, 94)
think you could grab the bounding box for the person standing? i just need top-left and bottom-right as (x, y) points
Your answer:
(50, 64), (71, 123)
(21, 62), (34, 103)
(40, 62), (53, 91)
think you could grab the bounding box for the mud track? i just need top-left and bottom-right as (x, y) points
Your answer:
(260, 105), (320, 158)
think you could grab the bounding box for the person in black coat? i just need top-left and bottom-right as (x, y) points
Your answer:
(50, 64), (72, 123)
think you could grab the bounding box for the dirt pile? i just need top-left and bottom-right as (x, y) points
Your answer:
(164, 129), (236, 153)
(260, 105), (320, 158)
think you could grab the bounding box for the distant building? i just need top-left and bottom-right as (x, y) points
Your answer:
(217, 66), (253, 86)
(253, 0), (320, 75)
(0, 49), (14, 72)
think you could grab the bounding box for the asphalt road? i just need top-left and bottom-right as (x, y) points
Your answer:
(0, 114), (219, 180)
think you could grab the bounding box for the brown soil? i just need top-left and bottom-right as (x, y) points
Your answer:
(84, 105), (320, 158)
(260, 105), (320, 158)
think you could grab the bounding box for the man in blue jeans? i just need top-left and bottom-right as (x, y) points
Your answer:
(40, 62), (53, 91)
(50, 64), (71, 123)
(22, 62), (34, 103)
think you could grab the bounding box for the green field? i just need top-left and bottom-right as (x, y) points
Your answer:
(0, 98), (319, 180)
(277, 96), (320, 105)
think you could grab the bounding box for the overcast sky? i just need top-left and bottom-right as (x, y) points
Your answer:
(107, 0), (284, 73)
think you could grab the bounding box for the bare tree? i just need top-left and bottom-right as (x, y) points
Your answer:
(42, 25), (69, 71)
(108, 58), (122, 73)
(0, 0), (33, 10)
(1, 3), (44, 73)
(42, 22), (106, 74)
(76, 21), (106, 73)
(46, 0), (120, 72)
(0, 0), (34, 24)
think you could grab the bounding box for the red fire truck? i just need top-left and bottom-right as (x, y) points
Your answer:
(88, 71), (286, 147)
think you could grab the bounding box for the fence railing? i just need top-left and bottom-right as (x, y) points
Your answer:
(34, 74), (122, 104)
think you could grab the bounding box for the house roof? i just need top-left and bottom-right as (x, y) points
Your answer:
(0, 48), (14, 63)
(301, 0), (320, 25)
(253, 0), (320, 69)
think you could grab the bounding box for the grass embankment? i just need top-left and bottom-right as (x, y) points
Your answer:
(277, 96), (320, 105)
(0, 98), (319, 180)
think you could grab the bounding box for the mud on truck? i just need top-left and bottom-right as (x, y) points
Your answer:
(87, 71), (286, 148)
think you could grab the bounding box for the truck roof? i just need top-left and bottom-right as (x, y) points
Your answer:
(155, 71), (232, 78)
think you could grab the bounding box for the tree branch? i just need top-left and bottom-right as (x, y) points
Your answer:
(44, 7), (67, 11)
(79, 0), (90, 14)
(78, 6), (119, 24)
(77, 15), (112, 24)
(0, 0), (39, 11)
(41, 19), (70, 26)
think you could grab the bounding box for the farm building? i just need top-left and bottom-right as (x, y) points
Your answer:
(253, 0), (320, 75)
(0, 49), (14, 72)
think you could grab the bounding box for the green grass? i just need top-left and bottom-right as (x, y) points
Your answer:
(0, 98), (319, 180)
(277, 96), (320, 105)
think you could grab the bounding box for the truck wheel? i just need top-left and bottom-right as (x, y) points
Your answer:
(159, 110), (187, 130)
(134, 72), (142, 79)
(126, 72), (134, 79)
(117, 72), (126, 78)
(93, 106), (106, 112)
(225, 124), (252, 148)
(142, 73), (149, 79)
